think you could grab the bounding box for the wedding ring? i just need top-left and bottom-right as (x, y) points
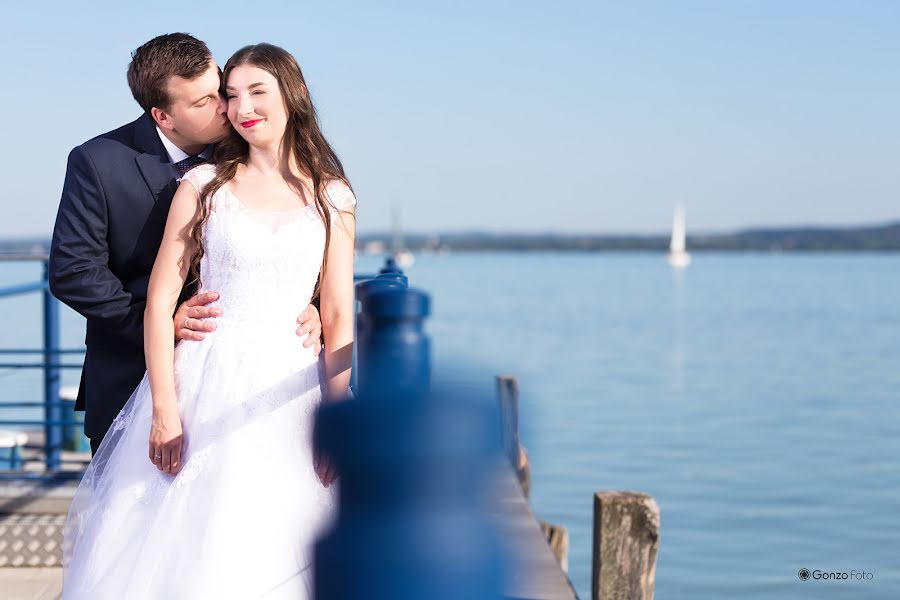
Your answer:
(155, 453), (162, 460)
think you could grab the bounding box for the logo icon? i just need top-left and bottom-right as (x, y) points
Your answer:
(799, 568), (811, 581)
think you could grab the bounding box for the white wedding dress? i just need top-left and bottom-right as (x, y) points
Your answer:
(62, 164), (355, 599)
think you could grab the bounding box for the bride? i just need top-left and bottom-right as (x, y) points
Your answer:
(62, 43), (356, 599)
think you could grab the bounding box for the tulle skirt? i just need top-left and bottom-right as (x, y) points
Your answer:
(62, 319), (337, 599)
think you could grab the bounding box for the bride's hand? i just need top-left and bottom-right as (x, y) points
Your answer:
(314, 448), (338, 488)
(149, 405), (184, 476)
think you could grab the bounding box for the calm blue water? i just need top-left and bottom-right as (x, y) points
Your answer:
(2, 253), (899, 598)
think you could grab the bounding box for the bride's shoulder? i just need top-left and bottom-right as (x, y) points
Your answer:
(182, 163), (218, 195)
(323, 178), (356, 211)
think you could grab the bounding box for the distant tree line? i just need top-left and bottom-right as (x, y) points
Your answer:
(356, 222), (900, 252)
(3, 222), (899, 255)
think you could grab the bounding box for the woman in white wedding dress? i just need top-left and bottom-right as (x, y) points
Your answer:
(62, 43), (356, 600)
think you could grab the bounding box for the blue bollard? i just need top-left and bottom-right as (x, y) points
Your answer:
(314, 285), (507, 600)
(354, 275), (408, 306)
(375, 271), (408, 288)
(356, 286), (430, 397)
(352, 273), (409, 394)
(378, 256), (402, 275)
(353, 273), (408, 344)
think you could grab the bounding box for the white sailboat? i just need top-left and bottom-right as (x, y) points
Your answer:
(667, 205), (691, 268)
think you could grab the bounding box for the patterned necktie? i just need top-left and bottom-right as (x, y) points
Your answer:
(174, 155), (208, 178)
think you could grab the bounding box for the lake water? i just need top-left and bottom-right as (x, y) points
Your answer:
(2, 253), (899, 598)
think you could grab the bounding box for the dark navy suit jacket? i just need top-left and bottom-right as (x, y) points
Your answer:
(49, 114), (182, 442)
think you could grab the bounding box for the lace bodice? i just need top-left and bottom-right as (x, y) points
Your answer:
(182, 164), (355, 324)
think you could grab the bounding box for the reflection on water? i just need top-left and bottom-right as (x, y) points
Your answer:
(670, 264), (687, 395)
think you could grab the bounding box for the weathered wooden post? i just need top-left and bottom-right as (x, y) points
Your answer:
(314, 279), (507, 599)
(495, 375), (530, 497)
(592, 491), (660, 600)
(496, 375), (520, 468)
(496, 375), (571, 573)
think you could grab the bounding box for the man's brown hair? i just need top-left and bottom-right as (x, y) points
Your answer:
(127, 33), (213, 114)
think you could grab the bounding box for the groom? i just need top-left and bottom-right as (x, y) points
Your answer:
(50, 33), (323, 455)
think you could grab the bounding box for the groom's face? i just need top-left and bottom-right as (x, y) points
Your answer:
(160, 60), (230, 146)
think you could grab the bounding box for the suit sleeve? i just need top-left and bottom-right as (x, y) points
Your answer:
(49, 145), (145, 350)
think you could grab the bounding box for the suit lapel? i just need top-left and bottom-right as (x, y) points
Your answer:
(133, 114), (178, 202)
(135, 152), (178, 200)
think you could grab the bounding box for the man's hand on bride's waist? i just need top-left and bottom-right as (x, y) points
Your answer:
(296, 304), (323, 357)
(173, 291), (321, 357)
(174, 291), (222, 342)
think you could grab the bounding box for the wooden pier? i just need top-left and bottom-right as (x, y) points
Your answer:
(0, 458), (577, 600)
(492, 464), (578, 599)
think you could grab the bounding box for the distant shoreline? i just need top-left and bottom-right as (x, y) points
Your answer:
(3, 221), (899, 254)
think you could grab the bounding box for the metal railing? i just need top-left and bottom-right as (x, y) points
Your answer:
(0, 254), (83, 475)
(0, 253), (397, 478)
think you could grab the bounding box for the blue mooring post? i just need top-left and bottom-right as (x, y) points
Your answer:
(42, 260), (62, 470)
(315, 274), (507, 600)
(356, 285), (429, 396)
(378, 256), (402, 275)
(351, 267), (408, 394)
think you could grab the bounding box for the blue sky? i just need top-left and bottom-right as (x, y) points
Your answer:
(1, 1), (897, 236)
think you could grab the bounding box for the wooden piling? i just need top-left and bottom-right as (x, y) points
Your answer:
(539, 520), (570, 573)
(496, 375), (531, 497)
(592, 491), (659, 600)
(496, 375), (520, 467)
(496, 374), (571, 583)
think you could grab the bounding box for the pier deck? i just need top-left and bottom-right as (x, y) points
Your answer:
(0, 463), (576, 600)
(493, 464), (578, 599)
(0, 567), (61, 600)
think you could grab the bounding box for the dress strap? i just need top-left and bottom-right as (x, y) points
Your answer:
(182, 163), (217, 197)
(325, 179), (357, 215)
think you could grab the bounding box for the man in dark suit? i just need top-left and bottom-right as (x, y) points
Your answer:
(50, 33), (322, 455)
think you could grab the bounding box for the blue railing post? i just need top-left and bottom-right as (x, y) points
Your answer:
(378, 256), (402, 275)
(315, 274), (506, 599)
(356, 285), (430, 396)
(42, 260), (62, 470)
(351, 264), (408, 394)
(354, 271), (414, 395)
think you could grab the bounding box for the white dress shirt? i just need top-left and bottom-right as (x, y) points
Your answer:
(156, 126), (214, 168)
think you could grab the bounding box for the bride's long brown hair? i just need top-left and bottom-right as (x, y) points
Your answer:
(187, 43), (353, 301)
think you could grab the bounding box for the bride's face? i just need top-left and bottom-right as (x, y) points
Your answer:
(225, 64), (288, 149)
